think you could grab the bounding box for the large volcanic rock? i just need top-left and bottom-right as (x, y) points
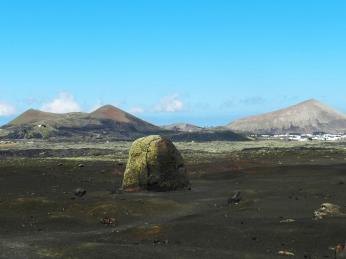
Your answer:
(122, 135), (189, 191)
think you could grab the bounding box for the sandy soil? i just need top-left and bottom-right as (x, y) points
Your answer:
(0, 144), (346, 258)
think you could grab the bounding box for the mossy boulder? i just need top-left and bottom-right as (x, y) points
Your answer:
(122, 135), (189, 191)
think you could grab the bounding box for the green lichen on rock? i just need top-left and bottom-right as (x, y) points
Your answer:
(122, 135), (189, 191)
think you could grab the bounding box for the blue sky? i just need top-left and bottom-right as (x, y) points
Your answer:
(0, 0), (345, 126)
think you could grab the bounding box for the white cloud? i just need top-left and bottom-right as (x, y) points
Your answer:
(0, 102), (16, 117)
(41, 92), (81, 113)
(155, 94), (184, 112)
(128, 107), (144, 114)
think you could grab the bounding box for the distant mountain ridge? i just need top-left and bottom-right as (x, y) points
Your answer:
(1, 105), (247, 141)
(160, 123), (247, 141)
(8, 105), (158, 129)
(2, 105), (161, 140)
(226, 99), (346, 134)
(162, 123), (203, 132)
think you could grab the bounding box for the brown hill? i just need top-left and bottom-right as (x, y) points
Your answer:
(8, 109), (63, 126)
(90, 105), (133, 123)
(89, 105), (158, 130)
(3, 105), (161, 140)
(226, 99), (346, 134)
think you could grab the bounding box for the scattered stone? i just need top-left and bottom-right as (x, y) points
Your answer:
(57, 163), (63, 166)
(153, 239), (169, 245)
(74, 188), (86, 197)
(278, 250), (295, 256)
(336, 243), (346, 258)
(78, 164), (85, 168)
(100, 216), (116, 225)
(314, 203), (345, 220)
(228, 191), (241, 205)
(280, 219), (296, 223)
(122, 135), (189, 192)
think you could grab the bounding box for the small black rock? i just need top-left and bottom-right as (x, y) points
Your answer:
(228, 191), (241, 205)
(74, 188), (86, 197)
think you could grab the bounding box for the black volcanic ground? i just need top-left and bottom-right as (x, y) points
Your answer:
(0, 142), (346, 258)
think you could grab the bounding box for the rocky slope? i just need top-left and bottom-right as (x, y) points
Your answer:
(227, 99), (346, 134)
